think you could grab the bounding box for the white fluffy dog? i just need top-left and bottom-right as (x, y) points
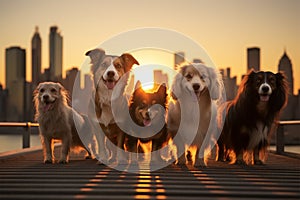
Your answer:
(34, 82), (94, 164)
(168, 63), (223, 167)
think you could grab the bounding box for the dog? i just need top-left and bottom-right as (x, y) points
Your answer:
(85, 48), (139, 163)
(127, 81), (168, 162)
(217, 70), (288, 165)
(34, 82), (93, 164)
(168, 63), (222, 167)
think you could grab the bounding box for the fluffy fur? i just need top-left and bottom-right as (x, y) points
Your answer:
(86, 48), (139, 163)
(34, 82), (93, 164)
(127, 81), (168, 162)
(217, 70), (288, 165)
(168, 63), (222, 167)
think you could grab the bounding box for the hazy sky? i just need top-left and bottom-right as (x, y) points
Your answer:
(0, 0), (299, 93)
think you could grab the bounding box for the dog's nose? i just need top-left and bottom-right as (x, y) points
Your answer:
(193, 83), (200, 91)
(43, 94), (49, 100)
(107, 71), (115, 78)
(262, 86), (269, 93)
(145, 111), (150, 119)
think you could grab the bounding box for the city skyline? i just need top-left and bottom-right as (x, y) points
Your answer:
(0, 0), (299, 94)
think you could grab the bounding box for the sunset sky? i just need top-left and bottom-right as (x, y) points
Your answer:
(0, 0), (299, 94)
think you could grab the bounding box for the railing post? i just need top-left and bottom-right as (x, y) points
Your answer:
(276, 124), (284, 154)
(23, 122), (31, 149)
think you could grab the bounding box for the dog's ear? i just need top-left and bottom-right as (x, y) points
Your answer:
(157, 83), (167, 98)
(273, 71), (289, 111)
(207, 67), (221, 100)
(56, 82), (69, 104)
(120, 53), (139, 72)
(171, 71), (183, 100)
(85, 48), (106, 73)
(134, 80), (142, 91)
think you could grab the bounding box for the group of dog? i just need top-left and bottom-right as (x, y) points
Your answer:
(33, 48), (289, 167)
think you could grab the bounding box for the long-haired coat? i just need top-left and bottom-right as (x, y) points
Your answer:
(168, 63), (223, 167)
(217, 70), (288, 165)
(34, 82), (93, 164)
(85, 48), (139, 164)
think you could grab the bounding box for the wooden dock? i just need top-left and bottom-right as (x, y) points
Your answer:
(0, 147), (299, 200)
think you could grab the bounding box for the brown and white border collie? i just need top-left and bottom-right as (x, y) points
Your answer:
(85, 48), (139, 163)
(217, 70), (288, 165)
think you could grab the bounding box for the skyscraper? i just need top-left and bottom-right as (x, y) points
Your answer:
(5, 46), (26, 121)
(49, 26), (63, 81)
(247, 47), (260, 72)
(174, 52), (185, 70)
(278, 50), (295, 120)
(278, 50), (293, 95)
(31, 26), (42, 87)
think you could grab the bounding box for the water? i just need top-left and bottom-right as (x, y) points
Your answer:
(0, 133), (41, 153)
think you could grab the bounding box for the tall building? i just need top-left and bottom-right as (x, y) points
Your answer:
(65, 67), (80, 97)
(31, 26), (42, 87)
(5, 46), (26, 121)
(220, 68), (237, 101)
(278, 50), (294, 95)
(49, 26), (63, 81)
(174, 52), (185, 70)
(278, 50), (295, 120)
(247, 47), (260, 72)
(154, 70), (169, 88)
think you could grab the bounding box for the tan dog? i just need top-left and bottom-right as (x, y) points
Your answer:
(168, 63), (222, 167)
(34, 82), (94, 164)
(86, 48), (139, 164)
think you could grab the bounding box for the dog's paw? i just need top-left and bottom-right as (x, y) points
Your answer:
(85, 155), (92, 160)
(44, 159), (53, 164)
(194, 159), (206, 168)
(254, 160), (264, 165)
(235, 159), (247, 165)
(58, 159), (69, 164)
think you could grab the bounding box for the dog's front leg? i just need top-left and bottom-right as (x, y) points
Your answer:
(59, 136), (70, 164)
(43, 136), (53, 164)
(254, 148), (263, 165)
(116, 133), (127, 164)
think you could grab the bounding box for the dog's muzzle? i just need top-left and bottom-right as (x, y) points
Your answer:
(259, 83), (272, 102)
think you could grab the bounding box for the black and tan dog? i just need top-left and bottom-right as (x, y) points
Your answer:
(86, 48), (139, 164)
(217, 70), (288, 165)
(127, 81), (168, 162)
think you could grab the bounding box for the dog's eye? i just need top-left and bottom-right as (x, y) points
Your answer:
(140, 102), (147, 109)
(185, 74), (192, 80)
(50, 88), (56, 93)
(115, 63), (122, 69)
(101, 62), (108, 68)
(40, 88), (44, 93)
(200, 75), (206, 80)
(269, 76), (275, 83)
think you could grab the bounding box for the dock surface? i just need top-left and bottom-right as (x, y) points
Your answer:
(0, 147), (299, 200)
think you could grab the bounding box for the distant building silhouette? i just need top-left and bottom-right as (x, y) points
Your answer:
(247, 47), (260, 72)
(220, 68), (238, 101)
(193, 58), (203, 64)
(5, 46), (26, 121)
(174, 52), (185, 70)
(277, 50), (297, 120)
(49, 26), (63, 81)
(31, 26), (42, 87)
(154, 70), (169, 88)
(64, 67), (80, 98)
(278, 50), (294, 95)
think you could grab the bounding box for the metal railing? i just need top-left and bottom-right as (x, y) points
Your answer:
(0, 121), (300, 154)
(276, 120), (300, 155)
(0, 122), (39, 149)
